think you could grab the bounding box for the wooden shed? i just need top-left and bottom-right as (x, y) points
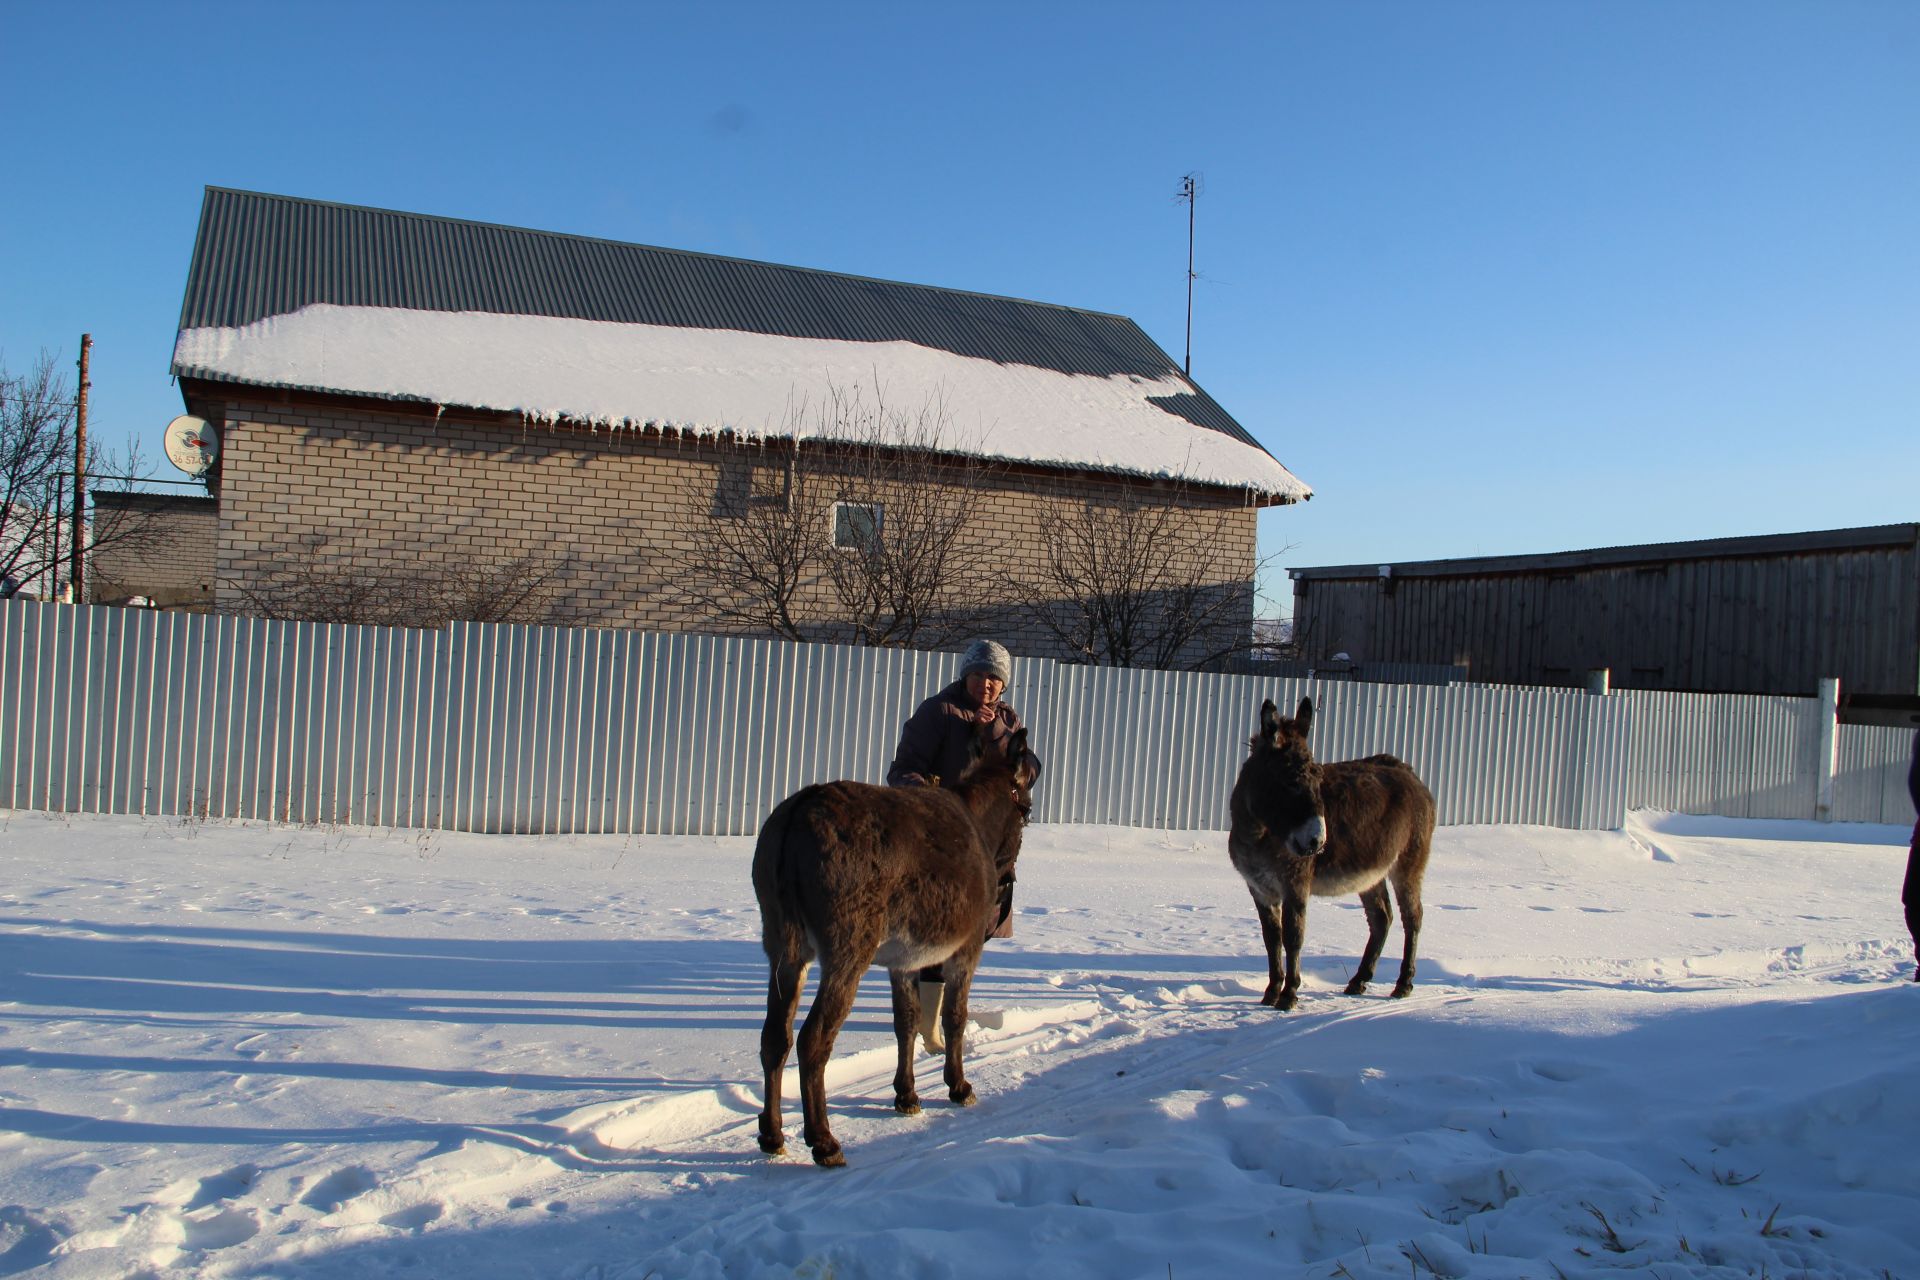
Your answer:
(1288, 523), (1920, 701)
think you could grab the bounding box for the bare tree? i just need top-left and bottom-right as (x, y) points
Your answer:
(661, 384), (995, 648)
(817, 386), (989, 648)
(2, 350), (165, 600)
(662, 441), (820, 642)
(1010, 482), (1282, 671)
(1250, 615), (1298, 663)
(228, 534), (577, 628)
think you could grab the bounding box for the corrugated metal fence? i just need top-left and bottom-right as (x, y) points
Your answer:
(2, 599), (1912, 835)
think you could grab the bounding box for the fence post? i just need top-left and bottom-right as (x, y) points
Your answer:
(1575, 670), (1620, 829)
(1815, 677), (1840, 822)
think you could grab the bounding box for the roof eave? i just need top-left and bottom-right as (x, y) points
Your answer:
(175, 373), (1311, 503)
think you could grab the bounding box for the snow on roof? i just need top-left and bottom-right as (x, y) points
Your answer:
(173, 304), (1312, 501)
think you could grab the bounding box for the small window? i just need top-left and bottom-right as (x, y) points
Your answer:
(832, 501), (881, 551)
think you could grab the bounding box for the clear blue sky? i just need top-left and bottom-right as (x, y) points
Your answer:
(5, 1), (1915, 613)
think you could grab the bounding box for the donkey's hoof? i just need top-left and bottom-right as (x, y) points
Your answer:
(756, 1117), (785, 1155)
(950, 1083), (976, 1107)
(1389, 983), (1413, 999)
(1274, 991), (1299, 1012)
(810, 1142), (846, 1168)
(895, 1096), (922, 1116)
(1259, 986), (1281, 1007)
(1343, 978), (1370, 996)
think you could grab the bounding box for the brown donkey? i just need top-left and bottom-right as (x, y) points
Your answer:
(1228, 698), (1435, 1011)
(753, 729), (1037, 1167)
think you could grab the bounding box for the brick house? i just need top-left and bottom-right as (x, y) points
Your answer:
(169, 188), (1309, 663)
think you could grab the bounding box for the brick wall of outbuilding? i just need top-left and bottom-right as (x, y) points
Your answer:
(88, 491), (219, 610)
(189, 391), (1262, 666)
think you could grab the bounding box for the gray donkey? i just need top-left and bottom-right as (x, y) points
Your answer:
(1229, 697), (1435, 1011)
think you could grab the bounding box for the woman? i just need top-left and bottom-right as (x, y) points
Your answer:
(1905, 728), (1919, 981)
(888, 638), (1042, 1050)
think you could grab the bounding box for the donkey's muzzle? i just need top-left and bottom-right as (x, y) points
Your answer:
(1287, 815), (1327, 858)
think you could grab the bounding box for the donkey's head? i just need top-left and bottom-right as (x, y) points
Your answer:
(963, 726), (1039, 822)
(1242, 697), (1326, 858)
(1006, 727), (1040, 821)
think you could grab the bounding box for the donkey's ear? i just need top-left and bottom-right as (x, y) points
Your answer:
(1259, 699), (1281, 736)
(1295, 697), (1315, 739)
(967, 729), (989, 764)
(1007, 728), (1038, 785)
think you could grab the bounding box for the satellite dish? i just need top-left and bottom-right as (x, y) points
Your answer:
(163, 415), (220, 476)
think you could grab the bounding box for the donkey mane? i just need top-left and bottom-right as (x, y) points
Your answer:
(950, 742), (1036, 872)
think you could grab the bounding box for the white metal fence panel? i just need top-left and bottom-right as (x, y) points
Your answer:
(426, 626), (961, 836)
(4, 599), (1912, 836)
(1618, 690), (1822, 819)
(1039, 664), (1270, 829)
(1835, 723), (1916, 826)
(1041, 675), (1631, 831)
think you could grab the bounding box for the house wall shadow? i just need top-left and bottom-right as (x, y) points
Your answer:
(0, 920), (774, 1096)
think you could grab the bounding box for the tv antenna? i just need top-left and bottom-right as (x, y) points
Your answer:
(163, 414), (221, 477)
(1177, 172), (1203, 376)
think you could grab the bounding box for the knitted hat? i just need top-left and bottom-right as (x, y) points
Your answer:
(959, 639), (1012, 684)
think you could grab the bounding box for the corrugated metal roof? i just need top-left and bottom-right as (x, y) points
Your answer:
(1288, 523), (1920, 580)
(175, 187), (1266, 451)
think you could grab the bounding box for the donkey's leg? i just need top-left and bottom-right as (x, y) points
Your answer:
(887, 967), (922, 1116)
(1389, 864), (1426, 999)
(1276, 891), (1308, 1012)
(939, 946), (982, 1106)
(757, 954), (809, 1156)
(1346, 882), (1394, 996)
(795, 950), (865, 1168)
(1253, 895), (1286, 1006)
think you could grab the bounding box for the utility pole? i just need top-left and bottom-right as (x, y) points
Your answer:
(1177, 174), (1199, 376)
(72, 333), (90, 603)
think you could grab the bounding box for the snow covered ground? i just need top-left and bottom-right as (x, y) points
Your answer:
(1, 808), (1915, 1279)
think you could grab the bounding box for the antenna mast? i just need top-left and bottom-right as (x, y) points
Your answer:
(1177, 173), (1200, 376)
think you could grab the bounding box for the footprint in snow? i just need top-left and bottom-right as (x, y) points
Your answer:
(181, 1206), (259, 1250)
(380, 1202), (444, 1231)
(1525, 1058), (1605, 1083)
(300, 1166), (378, 1213)
(184, 1164), (258, 1212)
(0, 1206), (65, 1274)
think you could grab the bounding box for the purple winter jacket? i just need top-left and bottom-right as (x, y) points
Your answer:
(887, 679), (1042, 940)
(886, 680), (1039, 791)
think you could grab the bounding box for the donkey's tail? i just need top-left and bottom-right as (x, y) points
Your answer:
(752, 786), (819, 961)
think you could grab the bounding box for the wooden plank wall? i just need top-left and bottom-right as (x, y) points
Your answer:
(1292, 542), (1920, 697)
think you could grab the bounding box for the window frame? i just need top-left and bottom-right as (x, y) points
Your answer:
(830, 500), (883, 552)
